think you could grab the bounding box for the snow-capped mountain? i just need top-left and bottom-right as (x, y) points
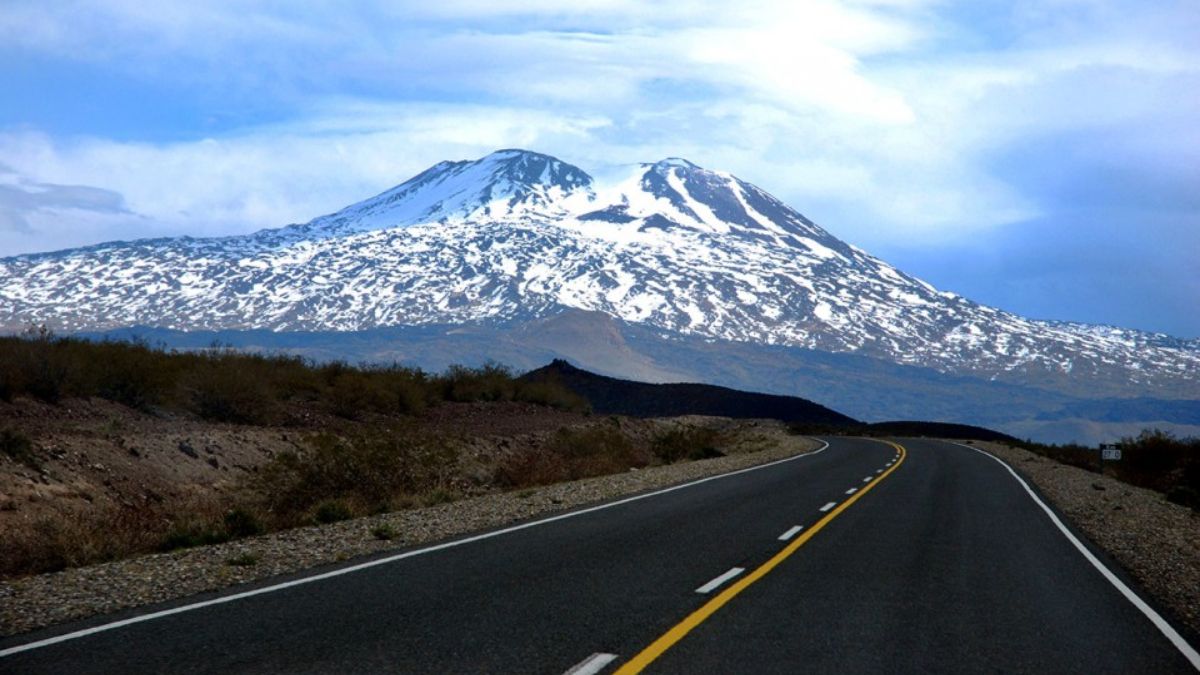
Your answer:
(1, 149), (1197, 399)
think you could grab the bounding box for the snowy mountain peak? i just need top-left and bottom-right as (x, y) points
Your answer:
(650, 157), (702, 171)
(577, 155), (837, 245)
(475, 148), (593, 192)
(293, 148), (595, 238)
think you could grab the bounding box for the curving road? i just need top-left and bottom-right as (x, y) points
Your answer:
(2, 437), (1197, 673)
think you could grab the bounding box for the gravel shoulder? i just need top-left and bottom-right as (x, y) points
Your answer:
(972, 440), (1200, 640)
(0, 427), (819, 637)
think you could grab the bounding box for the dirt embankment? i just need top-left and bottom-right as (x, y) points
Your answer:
(0, 396), (594, 530)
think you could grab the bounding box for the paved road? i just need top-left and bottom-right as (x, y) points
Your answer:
(2, 437), (1197, 673)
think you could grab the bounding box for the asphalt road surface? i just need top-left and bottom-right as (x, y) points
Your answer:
(2, 437), (1197, 673)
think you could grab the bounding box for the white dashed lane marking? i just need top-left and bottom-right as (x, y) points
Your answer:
(778, 526), (804, 541)
(696, 568), (746, 594)
(564, 652), (618, 675)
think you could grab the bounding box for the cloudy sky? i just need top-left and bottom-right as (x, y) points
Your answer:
(1, 1), (1197, 336)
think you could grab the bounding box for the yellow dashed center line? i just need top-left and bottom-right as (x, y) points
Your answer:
(614, 440), (907, 674)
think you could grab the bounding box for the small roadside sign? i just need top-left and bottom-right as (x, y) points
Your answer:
(1101, 447), (1122, 461)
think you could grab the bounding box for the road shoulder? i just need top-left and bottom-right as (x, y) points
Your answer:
(971, 440), (1200, 642)
(1, 428), (819, 638)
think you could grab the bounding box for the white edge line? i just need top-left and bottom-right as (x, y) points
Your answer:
(819, 501), (837, 512)
(778, 525), (804, 541)
(0, 441), (832, 657)
(564, 652), (618, 675)
(947, 441), (1200, 670)
(695, 567), (746, 594)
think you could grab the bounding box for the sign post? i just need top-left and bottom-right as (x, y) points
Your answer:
(1098, 443), (1122, 473)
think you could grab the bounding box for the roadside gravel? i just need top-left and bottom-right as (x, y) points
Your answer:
(973, 441), (1200, 639)
(0, 428), (818, 636)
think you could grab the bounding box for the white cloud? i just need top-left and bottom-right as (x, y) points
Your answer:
(0, 0), (1196, 258)
(0, 107), (614, 253)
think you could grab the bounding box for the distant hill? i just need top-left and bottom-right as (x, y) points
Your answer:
(858, 421), (1017, 443)
(522, 360), (1019, 443)
(522, 359), (859, 425)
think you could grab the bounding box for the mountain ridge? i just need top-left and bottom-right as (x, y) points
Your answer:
(1, 149), (1197, 407)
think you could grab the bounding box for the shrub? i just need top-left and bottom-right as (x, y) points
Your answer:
(388, 369), (430, 415)
(0, 428), (39, 470)
(2, 503), (165, 576)
(185, 362), (276, 424)
(223, 507), (265, 538)
(23, 342), (71, 404)
(1165, 486), (1199, 511)
(371, 524), (398, 541)
(160, 525), (229, 551)
(86, 339), (175, 409)
(497, 424), (648, 488)
(495, 449), (570, 488)
(226, 552), (260, 566)
(254, 429), (455, 522)
(421, 487), (458, 506)
(1017, 428), (1200, 502)
(313, 499), (354, 524)
(688, 445), (726, 461)
(0, 334), (584, 421)
(327, 371), (395, 420)
(651, 427), (720, 464)
(436, 363), (516, 403)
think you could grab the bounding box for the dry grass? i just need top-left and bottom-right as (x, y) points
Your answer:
(0, 331), (587, 423)
(0, 495), (234, 576)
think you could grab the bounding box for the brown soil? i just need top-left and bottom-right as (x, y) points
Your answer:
(0, 396), (592, 534)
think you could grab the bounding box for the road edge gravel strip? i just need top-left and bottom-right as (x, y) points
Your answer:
(0, 432), (820, 639)
(969, 440), (1200, 649)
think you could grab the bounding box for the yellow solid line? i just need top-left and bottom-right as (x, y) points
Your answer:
(614, 440), (907, 674)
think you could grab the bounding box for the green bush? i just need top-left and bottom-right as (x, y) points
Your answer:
(651, 427), (720, 464)
(0, 428), (39, 470)
(86, 339), (175, 409)
(497, 424), (648, 487)
(23, 345), (70, 404)
(157, 505), (265, 551)
(435, 363), (516, 402)
(327, 371), (396, 419)
(160, 526), (229, 551)
(255, 429), (455, 521)
(371, 524), (398, 541)
(185, 361), (277, 424)
(223, 507), (265, 538)
(313, 500), (354, 524)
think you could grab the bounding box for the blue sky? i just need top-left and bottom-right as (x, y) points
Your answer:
(1, 1), (1197, 337)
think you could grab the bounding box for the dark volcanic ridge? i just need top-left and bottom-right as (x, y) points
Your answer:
(521, 359), (1015, 442)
